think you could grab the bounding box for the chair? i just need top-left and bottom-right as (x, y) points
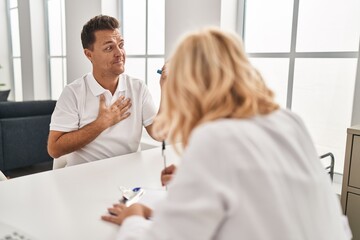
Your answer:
(320, 152), (335, 182)
(0, 170), (7, 181)
(0, 90), (10, 101)
(53, 155), (68, 170)
(0, 100), (56, 172)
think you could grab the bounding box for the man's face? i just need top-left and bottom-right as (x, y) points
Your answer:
(84, 29), (125, 77)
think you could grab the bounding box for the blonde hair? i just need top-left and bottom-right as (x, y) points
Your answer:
(154, 27), (279, 147)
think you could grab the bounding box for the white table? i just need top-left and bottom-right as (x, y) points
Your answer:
(0, 146), (180, 240)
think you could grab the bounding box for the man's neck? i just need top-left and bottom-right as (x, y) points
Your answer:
(93, 72), (119, 95)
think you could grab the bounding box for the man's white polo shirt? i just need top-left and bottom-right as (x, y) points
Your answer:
(50, 73), (157, 166)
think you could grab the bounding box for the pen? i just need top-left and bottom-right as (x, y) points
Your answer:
(159, 67), (166, 189)
(162, 140), (166, 156)
(158, 69), (167, 190)
(162, 141), (168, 191)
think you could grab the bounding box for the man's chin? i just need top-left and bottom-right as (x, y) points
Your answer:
(113, 68), (125, 76)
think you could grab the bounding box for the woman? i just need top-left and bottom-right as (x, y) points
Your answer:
(102, 28), (349, 239)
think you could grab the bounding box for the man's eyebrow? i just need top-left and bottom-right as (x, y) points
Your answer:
(103, 40), (114, 45)
(102, 39), (124, 46)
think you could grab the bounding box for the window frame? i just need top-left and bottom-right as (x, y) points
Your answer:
(237, 0), (360, 110)
(6, 0), (22, 101)
(44, 0), (67, 100)
(119, 0), (165, 85)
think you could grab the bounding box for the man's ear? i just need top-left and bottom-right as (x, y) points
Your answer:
(84, 49), (92, 62)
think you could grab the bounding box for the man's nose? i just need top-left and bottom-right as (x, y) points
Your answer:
(114, 46), (122, 56)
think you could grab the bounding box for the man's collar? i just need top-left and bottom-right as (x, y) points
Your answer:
(117, 74), (126, 92)
(87, 73), (126, 96)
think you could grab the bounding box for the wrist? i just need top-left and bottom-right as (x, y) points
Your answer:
(128, 204), (152, 219)
(93, 117), (110, 131)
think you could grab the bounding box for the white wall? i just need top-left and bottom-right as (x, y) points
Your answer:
(165, 0), (222, 58)
(0, 1), (12, 95)
(18, 0), (34, 100)
(101, 0), (119, 18)
(221, 0), (238, 31)
(30, 0), (49, 100)
(165, 0), (240, 58)
(65, 0), (101, 83)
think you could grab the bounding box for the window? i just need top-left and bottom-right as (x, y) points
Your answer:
(7, 0), (23, 101)
(45, 0), (67, 100)
(120, 0), (165, 108)
(239, 0), (360, 173)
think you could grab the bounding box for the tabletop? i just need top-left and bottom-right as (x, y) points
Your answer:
(0, 145), (180, 240)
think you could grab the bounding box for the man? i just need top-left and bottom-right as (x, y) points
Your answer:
(48, 15), (162, 166)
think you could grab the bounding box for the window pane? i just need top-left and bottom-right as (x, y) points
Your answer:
(244, 0), (293, 52)
(291, 58), (358, 173)
(13, 58), (22, 101)
(147, 58), (164, 108)
(249, 58), (289, 108)
(124, 58), (145, 80)
(10, 8), (21, 57)
(50, 58), (65, 99)
(123, 0), (146, 55)
(47, 0), (64, 56)
(148, 0), (165, 54)
(296, 0), (360, 52)
(61, 0), (66, 53)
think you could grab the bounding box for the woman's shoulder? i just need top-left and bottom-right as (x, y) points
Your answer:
(190, 109), (305, 143)
(188, 119), (247, 146)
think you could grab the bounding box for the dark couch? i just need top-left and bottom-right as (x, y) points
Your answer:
(0, 100), (56, 172)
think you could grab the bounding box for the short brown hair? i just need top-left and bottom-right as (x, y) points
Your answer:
(81, 15), (120, 50)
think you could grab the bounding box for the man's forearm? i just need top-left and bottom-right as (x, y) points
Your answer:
(48, 119), (107, 158)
